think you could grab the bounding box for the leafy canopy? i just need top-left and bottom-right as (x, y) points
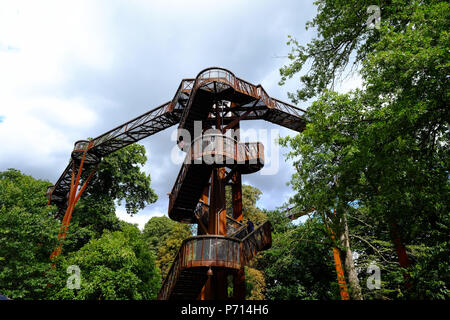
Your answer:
(279, 0), (449, 299)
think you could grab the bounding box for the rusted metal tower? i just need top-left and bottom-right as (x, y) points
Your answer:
(47, 67), (307, 299)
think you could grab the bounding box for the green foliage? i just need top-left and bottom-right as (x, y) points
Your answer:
(0, 169), (59, 299)
(279, 0), (449, 299)
(409, 240), (450, 299)
(71, 144), (158, 242)
(48, 224), (161, 300)
(259, 216), (339, 300)
(143, 215), (179, 253)
(53, 143), (159, 257)
(143, 216), (192, 279)
(47, 143), (162, 299)
(0, 143), (161, 300)
(279, 0), (427, 103)
(226, 184), (267, 225)
(87, 143), (158, 215)
(245, 267), (266, 300)
(265, 208), (295, 235)
(346, 207), (412, 299)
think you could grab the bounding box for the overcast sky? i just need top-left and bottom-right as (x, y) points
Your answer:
(0, 1), (361, 229)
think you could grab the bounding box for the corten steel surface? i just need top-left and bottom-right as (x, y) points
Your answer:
(46, 67), (306, 299)
(177, 67), (306, 145)
(168, 133), (264, 223)
(49, 144), (98, 263)
(47, 67), (306, 215)
(194, 202), (248, 238)
(189, 133), (264, 170)
(158, 221), (272, 300)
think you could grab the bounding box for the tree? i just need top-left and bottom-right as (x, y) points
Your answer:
(279, 0), (431, 103)
(0, 142), (161, 300)
(48, 223), (161, 300)
(244, 267), (266, 300)
(71, 143), (158, 240)
(346, 205), (412, 299)
(226, 184), (267, 225)
(143, 216), (192, 279)
(143, 215), (179, 253)
(279, 91), (366, 299)
(46, 143), (163, 299)
(56, 143), (159, 257)
(280, 0), (449, 298)
(0, 169), (59, 299)
(259, 212), (339, 300)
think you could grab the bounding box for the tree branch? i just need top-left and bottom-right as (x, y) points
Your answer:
(349, 233), (396, 265)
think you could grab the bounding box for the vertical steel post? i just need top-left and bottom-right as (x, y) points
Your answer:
(328, 209), (350, 300)
(332, 245), (350, 300)
(232, 122), (246, 300)
(202, 98), (230, 300)
(50, 150), (97, 264)
(390, 224), (411, 290)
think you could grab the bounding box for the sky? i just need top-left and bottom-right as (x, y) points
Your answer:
(0, 0), (362, 229)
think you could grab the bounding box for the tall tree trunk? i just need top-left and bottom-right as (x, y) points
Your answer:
(332, 245), (350, 300)
(340, 213), (363, 300)
(390, 223), (411, 291)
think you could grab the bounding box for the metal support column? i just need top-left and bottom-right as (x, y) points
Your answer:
(50, 150), (97, 264)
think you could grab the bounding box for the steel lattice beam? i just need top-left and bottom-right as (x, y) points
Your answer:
(47, 68), (307, 216)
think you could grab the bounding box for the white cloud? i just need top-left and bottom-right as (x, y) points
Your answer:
(0, 0), (364, 228)
(116, 205), (165, 230)
(0, 0), (116, 181)
(0, 0), (114, 70)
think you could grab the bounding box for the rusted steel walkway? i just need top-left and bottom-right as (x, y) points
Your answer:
(47, 68), (306, 216)
(46, 67), (306, 299)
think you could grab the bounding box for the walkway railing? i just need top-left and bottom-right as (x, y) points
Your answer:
(158, 221), (272, 300)
(48, 68), (305, 217)
(179, 67), (306, 132)
(158, 235), (242, 300)
(168, 134), (264, 221)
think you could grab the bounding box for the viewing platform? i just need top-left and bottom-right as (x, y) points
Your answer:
(158, 221), (272, 300)
(168, 133), (264, 223)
